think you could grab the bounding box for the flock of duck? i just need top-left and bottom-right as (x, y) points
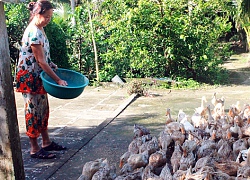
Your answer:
(78, 93), (250, 180)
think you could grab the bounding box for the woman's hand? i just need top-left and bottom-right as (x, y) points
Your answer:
(57, 79), (68, 86)
(50, 62), (58, 71)
(50, 63), (67, 85)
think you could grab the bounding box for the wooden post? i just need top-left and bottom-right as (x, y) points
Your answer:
(0, 1), (25, 180)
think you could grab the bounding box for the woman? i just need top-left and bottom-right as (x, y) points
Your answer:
(16, 0), (67, 159)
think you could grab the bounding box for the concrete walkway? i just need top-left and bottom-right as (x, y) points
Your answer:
(15, 85), (136, 180)
(15, 84), (250, 179)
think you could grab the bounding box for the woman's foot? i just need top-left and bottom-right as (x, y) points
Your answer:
(42, 141), (67, 151)
(30, 149), (56, 159)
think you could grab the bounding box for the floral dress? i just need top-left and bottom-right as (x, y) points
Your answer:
(16, 25), (52, 94)
(16, 25), (51, 138)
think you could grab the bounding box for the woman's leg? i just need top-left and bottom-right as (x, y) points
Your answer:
(41, 129), (52, 147)
(35, 93), (66, 150)
(22, 93), (55, 157)
(29, 137), (40, 154)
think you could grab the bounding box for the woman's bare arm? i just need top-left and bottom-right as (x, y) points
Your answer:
(31, 44), (67, 86)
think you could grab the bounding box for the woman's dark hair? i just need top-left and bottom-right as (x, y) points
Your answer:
(27, 0), (53, 22)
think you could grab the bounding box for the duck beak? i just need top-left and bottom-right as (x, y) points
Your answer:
(119, 161), (124, 168)
(247, 116), (250, 124)
(211, 132), (216, 140)
(181, 127), (185, 134)
(183, 149), (187, 157)
(227, 130), (232, 139)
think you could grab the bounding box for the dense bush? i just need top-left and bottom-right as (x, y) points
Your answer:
(45, 21), (69, 68)
(96, 0), (234, 84)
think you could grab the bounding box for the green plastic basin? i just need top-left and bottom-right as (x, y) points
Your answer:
(40, 68), (89, 99)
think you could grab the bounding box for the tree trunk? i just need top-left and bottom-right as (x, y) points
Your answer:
(0, 2), (25, 180)
(237, 0), (250, 52)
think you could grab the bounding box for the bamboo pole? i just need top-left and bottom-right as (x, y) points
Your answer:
(87, 1), (99, 82)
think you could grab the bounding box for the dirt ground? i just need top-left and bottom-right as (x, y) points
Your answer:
(224, 53), (250, 85)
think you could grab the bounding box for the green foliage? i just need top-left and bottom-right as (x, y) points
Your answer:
(96, 0), (234, 84)
(5, 0), (237, 86)
(5, 3), (29, 63)
(45, 20), (69, 68)
(53, 3), (72, 32)
(66, 5), (96, 76)
(235, 0), (250, 51)
(172, 77), (202, 89)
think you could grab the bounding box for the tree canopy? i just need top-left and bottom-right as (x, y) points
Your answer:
(5, 0), (240, 85)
